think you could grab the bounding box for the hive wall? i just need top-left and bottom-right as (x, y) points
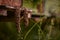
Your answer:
(0, 0), (21, 7)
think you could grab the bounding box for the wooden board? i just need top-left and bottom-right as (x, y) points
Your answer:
(0, 0), (22, 7)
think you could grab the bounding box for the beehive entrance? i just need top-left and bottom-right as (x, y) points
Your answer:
(0, 0), (22, 22)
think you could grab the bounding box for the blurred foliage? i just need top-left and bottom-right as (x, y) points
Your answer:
(23, 0), (41, 7)
(23, 0), (42, 9)
(0, 18), (60, 40)
(0, 22), (18, 40)
(0, 0), (60, 40)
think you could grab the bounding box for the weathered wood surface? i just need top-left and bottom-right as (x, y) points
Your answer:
(0, 0), (21, 7)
